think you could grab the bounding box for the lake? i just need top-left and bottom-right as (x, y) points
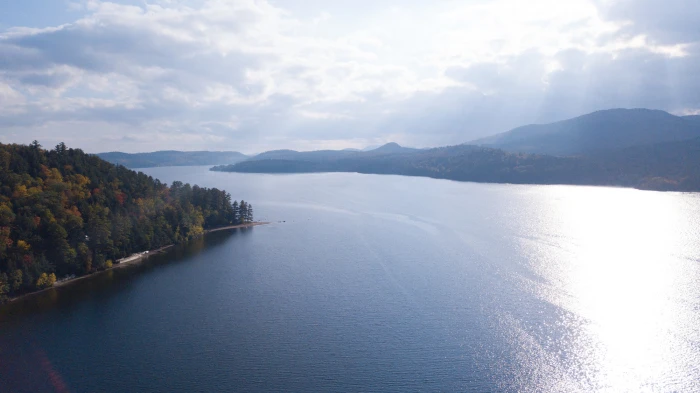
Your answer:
(2, 167), (700, 392)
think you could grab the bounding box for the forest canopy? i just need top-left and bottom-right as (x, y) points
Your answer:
(0, 142), (253, 302)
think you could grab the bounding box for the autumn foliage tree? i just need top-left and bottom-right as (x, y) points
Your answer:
(0, 142), (249, 301)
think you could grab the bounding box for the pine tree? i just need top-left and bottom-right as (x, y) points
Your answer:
(239, 201), (247, 223)
(232, 201), (240, 224)
(247, 204), (253, 223)
(55, 142), (67, 154)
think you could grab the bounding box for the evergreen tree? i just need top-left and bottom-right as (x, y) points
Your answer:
(55, 142), (67, 155)
(232, 201), (240, 224)
(239, 201), (248, 223)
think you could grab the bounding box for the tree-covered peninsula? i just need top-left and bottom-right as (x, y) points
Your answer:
(0, 142), (253, 302)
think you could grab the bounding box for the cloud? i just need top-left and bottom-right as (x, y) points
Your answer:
(0, 82), (26, 113)
(0, 0), (699, 153)
(596, 0), (700, 44)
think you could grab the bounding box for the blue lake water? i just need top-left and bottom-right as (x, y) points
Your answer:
(2, 167), (700, 392)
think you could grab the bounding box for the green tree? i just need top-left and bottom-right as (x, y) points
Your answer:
(232, 201), (240, 224)
(78, 243), (92, 273)
(239, 201), (248, 223)
(55, 142), (67, 155)
(0, 273), (8, 302)
(11, 270), (23, 292)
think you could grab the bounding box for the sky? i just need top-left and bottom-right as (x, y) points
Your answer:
(1, 0), (699, 154)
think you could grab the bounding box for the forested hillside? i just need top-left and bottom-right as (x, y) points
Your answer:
(214, 145), (591, 182)
(0, 142), (253, 302)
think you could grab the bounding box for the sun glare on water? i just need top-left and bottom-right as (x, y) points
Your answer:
(522, 187), (700, 392)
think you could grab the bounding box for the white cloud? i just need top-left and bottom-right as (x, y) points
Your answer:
(299, 110), (353, 120)
(596, 0), (700, 44)
(0, 0), (699, 152)
(676, 108), (700, 116)
(0, 82), (26, 115)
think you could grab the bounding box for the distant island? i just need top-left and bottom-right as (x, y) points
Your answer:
(97, 150), (248, 168)
(0, 142), (254, 303)
(212, 108), (700, 192)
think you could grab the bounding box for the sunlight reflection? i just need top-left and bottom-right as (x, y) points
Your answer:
(524, 186), (700, 391)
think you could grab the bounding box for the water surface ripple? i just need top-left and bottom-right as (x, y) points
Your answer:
(2, 168), (699, 392)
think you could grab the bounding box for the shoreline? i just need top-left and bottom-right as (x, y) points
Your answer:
(4, 221), (270, 304)
(204, 221), (270, 234)
(210, 168), (696, 193)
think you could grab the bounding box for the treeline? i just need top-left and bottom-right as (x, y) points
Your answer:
(233, 200), (253, 224)
(0, 142), (253, 302)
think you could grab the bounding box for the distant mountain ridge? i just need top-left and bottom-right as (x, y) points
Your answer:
(244, 142), (418, 163)
(98, 150), (248, 168)
(369, 142), (419, 154)
(684, 115), (700, 125)
(470, 108), (700, 155)
(211, 109), (700, 191)
(213, 139), (700, 191)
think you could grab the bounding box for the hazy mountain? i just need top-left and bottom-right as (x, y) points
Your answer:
(97, 150), (248, 168)
(245, 143), (416, 163)
(588, 137), (700, 190)
(684, 115), (700, 125)
(248, 149), (301, 161)
(470, 108), (700, 155)
(213, 138), (700, 192)
(247, 149), (358, 162)
(213, 144), (591, 184)
(367, 142), (419, 154)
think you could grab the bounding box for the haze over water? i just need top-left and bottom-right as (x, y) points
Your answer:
(2, 167), (699, 392)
